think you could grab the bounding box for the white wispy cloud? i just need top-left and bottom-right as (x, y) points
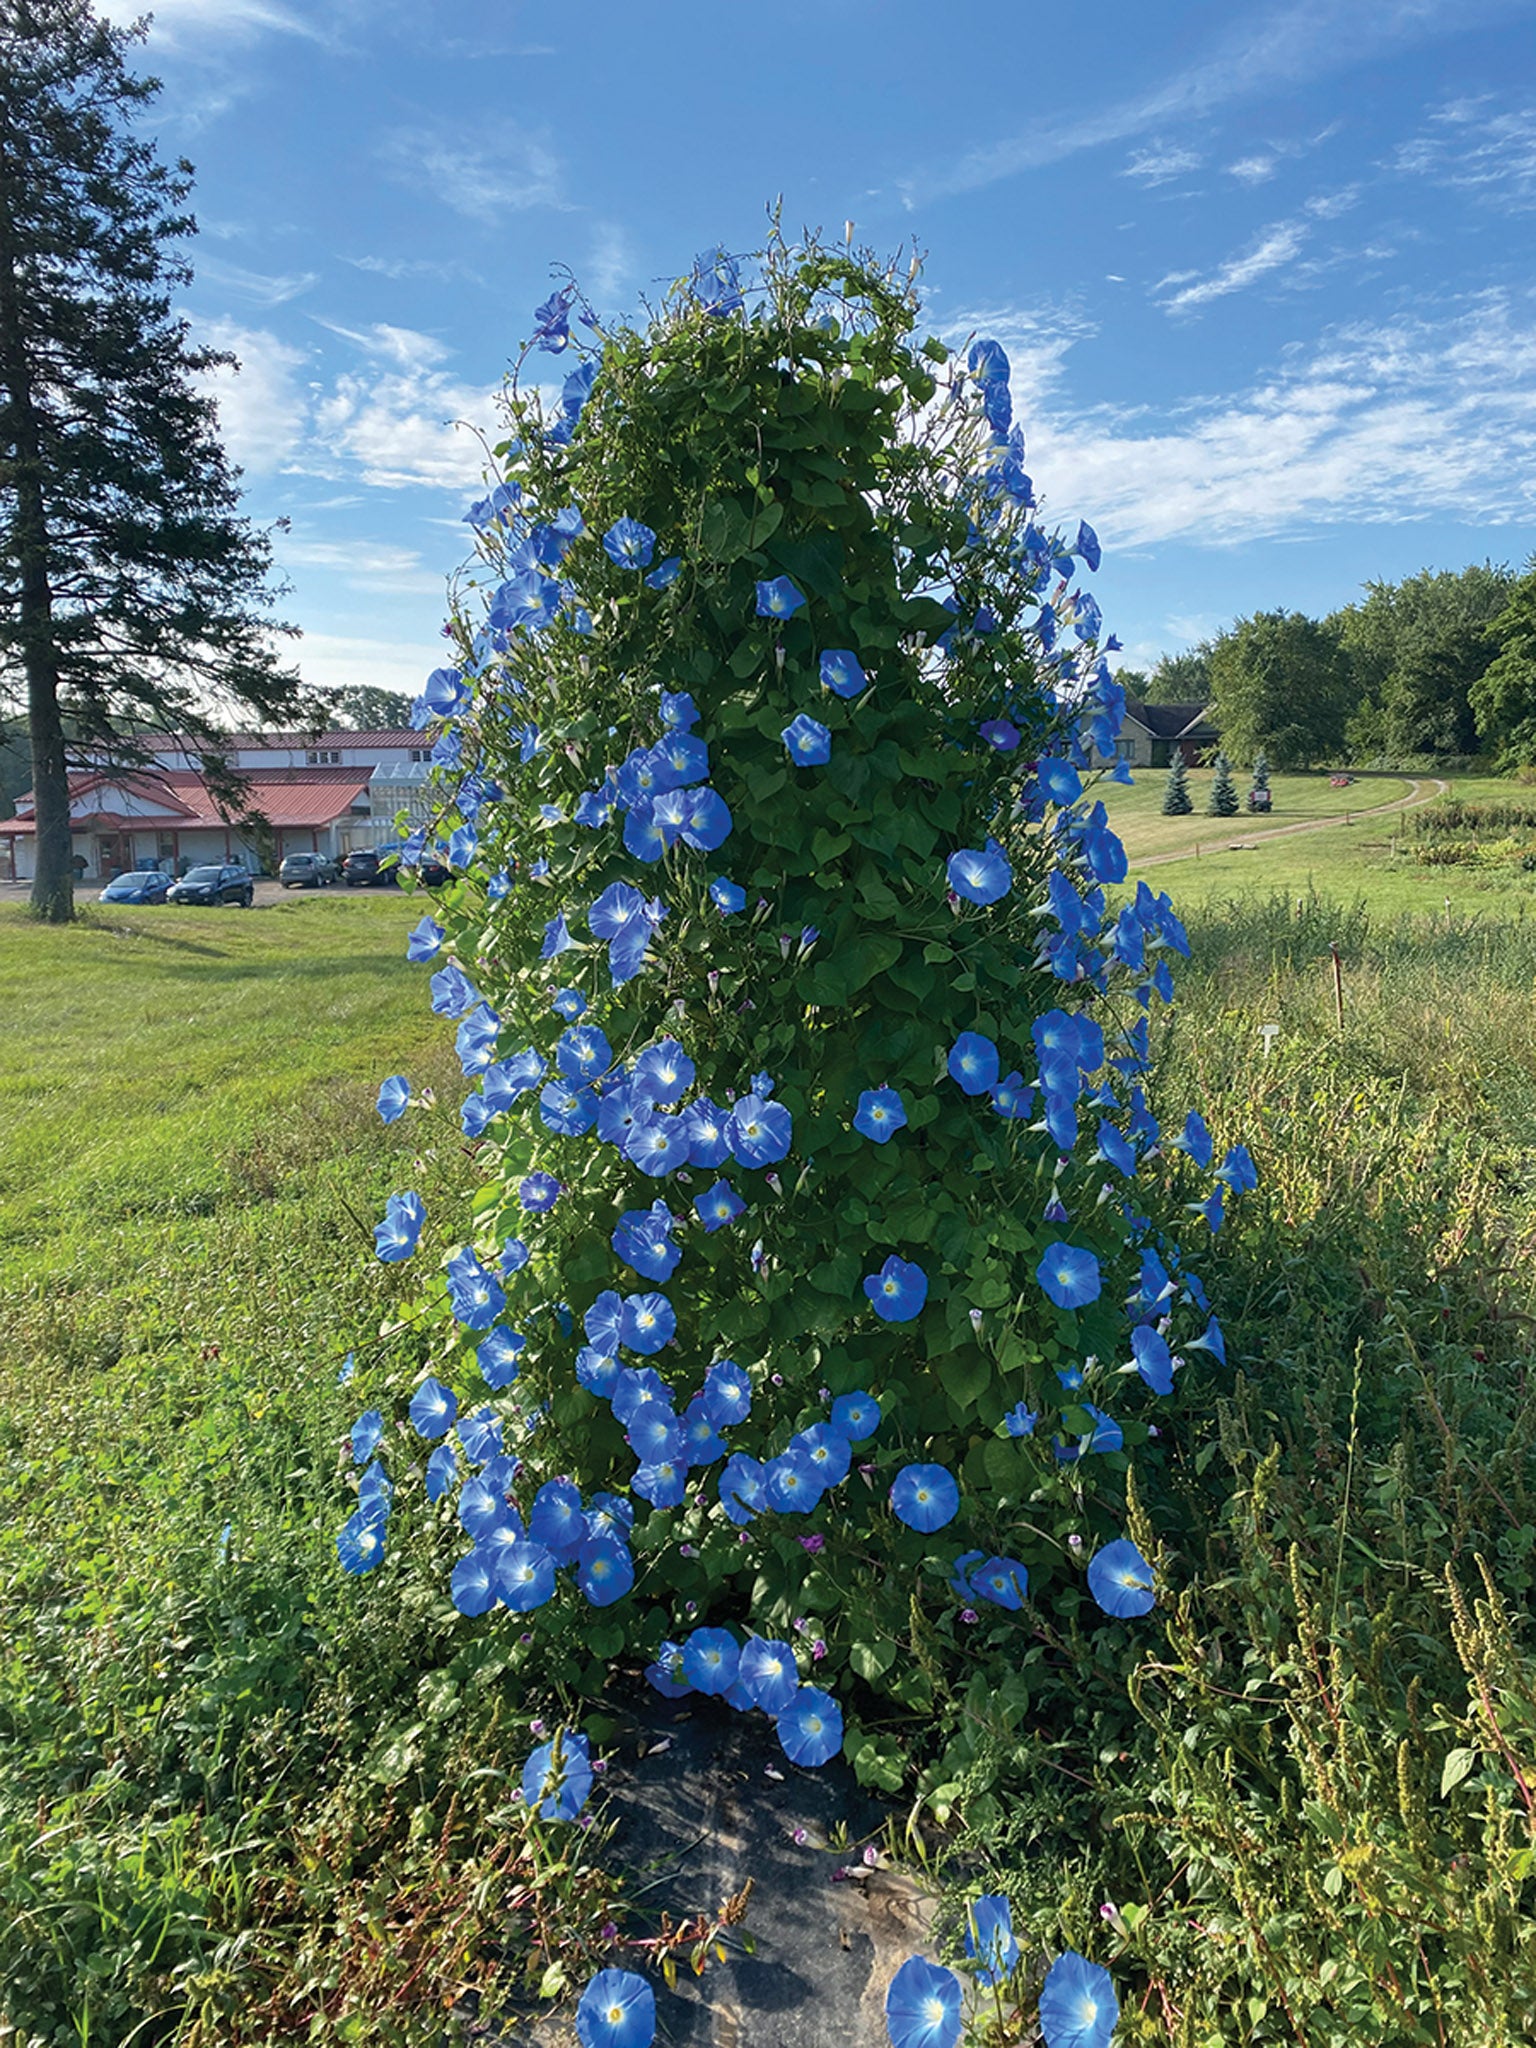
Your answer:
(193, 316), (499, 494)
(944, 289), (1536, 549)
(195, 318), (310, 473)
(1226, 154), (1279, 184)
(1122, 145), (1203, 185)
(195, 257), (318, 307)
(1156, 221), (1311, 312)
(380, 127), (563, 225)
(346, 253), (482, 285)
(586, 223), (635, 306)
(279, 538), (444, 595)
(1391, 96), (1536, 210)
(99, 0), (325, 43)
(906, 0), (1524, 202)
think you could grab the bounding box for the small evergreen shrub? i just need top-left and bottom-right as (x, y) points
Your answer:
(1207, 753), (1239, 817)
(1161, 756), (1193, 816)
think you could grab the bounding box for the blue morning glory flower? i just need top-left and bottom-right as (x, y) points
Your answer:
(1037, 1242), (1101, 1310)
(738, 1637), (799, 1715)
(1131, 1324), (1174, 1395)
(681, 1626), (739, 1696)
(620, 1291), (676, 1355)
(456, 1004), (502, 1078)
(523, 1728), (593, 1821)
(406, 916), (444, 963)
(450, 1548), (497, 1616)
(718, 1451), (767, 1524)
(612, 1205), (680, 1282)
(965, 1894), (1019, 1989)
(1038, 1950), (1119, 2048)
(376, 1074), (409, 1123)
(679, 786), (734, 851)
(529, 1478), (588, 1559)
(1216, 1143), (1259, 1194)
(552, 987), (587, 1020)
(584, 1291), (624, 1354)
(726, 1094), (793, 1168)
(457, 1407), (503, 1462)
(557, 1023), (613, 1081)
(890, 1462), (958, 1531)
(409, 1376), (458, 1440)
(794, 1421), (851, 1486)
(645, 1640), (690, 1699)
(703, 1359), (753, 1426)
(477, 1326), (525, 1390)
(1095, 1121), (1137, 1177)
(884, 1954), (962, 2048)
(968, 337), (1010, 385)
(539, 1080), (597, 1138)
(695, 1179), (745, 1231)
(766, 1449), (824, 1512)
(853, 1086), (907, 1143)
(1192, 1184), (1226, 1233)
(602, 517), (657, 570)
(865, 1255), (928, 1323)
(374, 1191), (425, 1263)
(541, 914), (575, 960)
(709, 878), (746, 913)
(755, 576), (805, 619)
(350, 1409), (384, 1463)
(1087, 1538), (1156, 1620)
(691, 245), (744, 317)
(633, 1457), (688, 1509)
(978, 718), (1021, 752)
(625, 1116), (690, 1177)
(446, 1247), (506, 1330)
(776, 1685), (843, 1769)
(679, 1097), (728, 1166)
(429, 960), (480, 1018)
(625, 1398), (683, 1464)
(519, 1173), (561, 1214)
(531, 286), (573, 353)
(1004, 1402), (1037, 1437)
(948, 1032), (1000, 1097)
(782, 714), (831, 766)
(1075, 520), (1102, 573)
(458, 1472), (514, 1542)
(635, 1037), (694, 1104)
(1171, 1110), (1214, 1169)
(578, 1535), (635, 1606)
(1187, 1315), (1226, 1364)
(972, 1556), (1029, 1609)
(576, 1968), (655, 2048)
(645, 555), (682, 590)
(680, 1398), (726, 1466)
(337, 1509), (386, 1576)
(658, 689), (698, 729)
(820, 648), (867, 697)
(496, 1540), (557, 1612)
(576, 1347), (619, 1397)
(589, 882), (647, 942)
(1037, 757), (1083, 806)
(947, 839), (1012, 905)
(830, 1391), (881, 1440)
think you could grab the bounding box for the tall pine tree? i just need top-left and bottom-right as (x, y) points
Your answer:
(1161, 754), (1192, 815)
(1207, 752), (1238, 816)
(0, 0), (298, 921)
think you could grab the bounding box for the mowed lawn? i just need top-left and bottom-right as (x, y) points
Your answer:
(0, 889), (446, 1286)
(1101, 768), (1536, 918)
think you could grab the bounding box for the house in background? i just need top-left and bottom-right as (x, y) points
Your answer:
(1091, 699), (1219, 771)
(0, 728), (436, 882)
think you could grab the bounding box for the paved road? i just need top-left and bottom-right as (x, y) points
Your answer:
(1131, 776), (1449, 870)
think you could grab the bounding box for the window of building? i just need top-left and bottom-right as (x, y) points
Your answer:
(409, 749), (429, 764)
(1116, 739), (1137, 761)
(306, 749), (342, 765)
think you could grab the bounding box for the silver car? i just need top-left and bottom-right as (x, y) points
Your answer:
(278, 851), (339, 888)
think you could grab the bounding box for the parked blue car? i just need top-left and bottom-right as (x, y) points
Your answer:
(99, 870), (172, 904)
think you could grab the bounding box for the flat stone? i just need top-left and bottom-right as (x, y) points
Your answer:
(459, 1688), (938, 2047)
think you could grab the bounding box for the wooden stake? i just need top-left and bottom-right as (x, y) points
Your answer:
(1329, 943), (1344, 1032)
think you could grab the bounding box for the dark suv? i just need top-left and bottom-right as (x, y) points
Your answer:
(342, 848), (384, 887)
(167, 863), (254, 907)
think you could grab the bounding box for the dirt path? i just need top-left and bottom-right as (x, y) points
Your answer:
(1131, 776), (1449, 869)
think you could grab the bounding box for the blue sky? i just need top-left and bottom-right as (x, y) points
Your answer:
(103, 0), (1536, 698)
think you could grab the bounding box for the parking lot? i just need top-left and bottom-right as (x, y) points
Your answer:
(0, 876), (396, 908)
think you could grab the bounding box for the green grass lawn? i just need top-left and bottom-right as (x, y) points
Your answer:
(0, 889), (445, 1287)
(1099, 766), (1416, 862)
(1101, 768), (1536, 917)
